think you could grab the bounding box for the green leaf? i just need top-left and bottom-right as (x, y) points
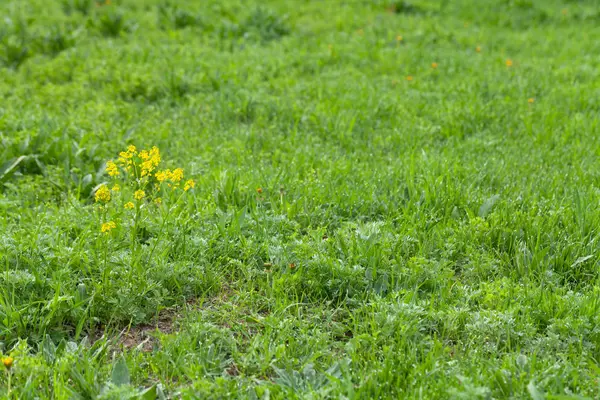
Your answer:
(516, 354), (528, 370)
(136, 385), (157, 400)
(527, 381), (545, 400)
(0, 155), (28, 184)
(478, 194), (500, 218)
(42, 334), (56, 365)
(111, 356), (130, 386)
(571, 255), (593, 268)
(156, 384), (167, 400)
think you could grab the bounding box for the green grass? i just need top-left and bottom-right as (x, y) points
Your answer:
(0, 0), (600, 398)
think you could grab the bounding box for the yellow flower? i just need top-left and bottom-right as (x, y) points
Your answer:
(528, 98), (535, 104)
(155, 197), (162, 204)
(184, 179), (195, 191)
(111, 184), (120, 192)
(139, 150), (150, 160)
(106, 160), (119, 177)
(149, 147), (160, 167)
(396, 35), (403, 42)
(118, 145), (138, 166)
(476, 46), (481, 53)
(155, 169), (169, 182)
(101, 221), (116, 233)
(134, 190), (146, 201)
(95, 185), (111, 203)
(406, 76), (413, 81)
(140, 147), (161, 177)
(124, 202), (135, 209)
(506, 59), (513, 67)
(431, 62), (438, 69)
(118, 152), (133, 167)
(170, 168), (184, 183)
(2, 357), (13, 369)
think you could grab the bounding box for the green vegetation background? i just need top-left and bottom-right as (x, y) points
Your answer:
(1, 0), (600, 398)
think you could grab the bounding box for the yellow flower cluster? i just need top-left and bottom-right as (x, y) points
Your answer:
(156, 168), (183, 183)
(184, 179), (195, 191)
(106, 160), (120, 177)
(139, 146), (161, 177)
(97, 145), (195, 231)
(96, 145), (198, 242)
(116, 145), (161, 177)
(117, 145), (138, 171)
(134, 190), (146, 201)
(95, 185), (111, 203)
(154, 167), (195, 192)
(101, 221), (116, 233)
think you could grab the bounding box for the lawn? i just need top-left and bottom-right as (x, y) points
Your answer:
(1, 0), (600, 398)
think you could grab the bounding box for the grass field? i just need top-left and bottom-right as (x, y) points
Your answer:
(1, 0), (600, 398)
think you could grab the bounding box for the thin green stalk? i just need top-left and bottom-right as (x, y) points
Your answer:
(7, 371), (11, 398)
(146, 189), (187, 263)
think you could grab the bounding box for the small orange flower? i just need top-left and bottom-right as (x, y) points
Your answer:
(476, 46), (481, 53)
(256, 187), (263, 194)
(396, 35), (403, 42)
(431, 62), (438, 69)
(289, 263), (296, 270)
(2, 357), (13, 370)
(406, 76), (413, 81)
(506, 59), (513, 67)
